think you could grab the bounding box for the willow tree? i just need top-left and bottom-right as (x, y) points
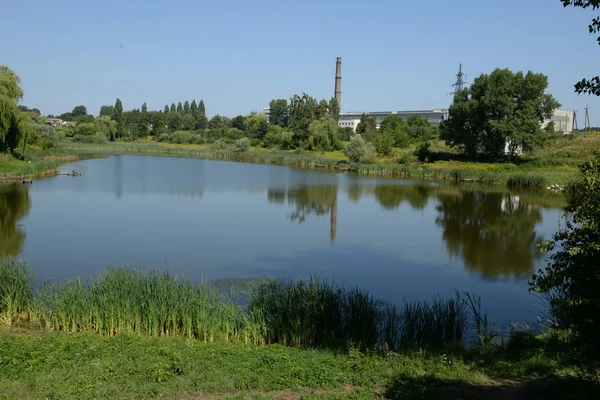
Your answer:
(0, 66), (31, 154)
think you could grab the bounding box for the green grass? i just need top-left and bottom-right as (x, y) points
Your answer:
(0, 328), (597, 399)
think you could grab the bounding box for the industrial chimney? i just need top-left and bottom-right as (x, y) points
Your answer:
(334, 57), (342, 110)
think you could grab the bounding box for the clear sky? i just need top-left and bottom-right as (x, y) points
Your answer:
(2, 0), (600, 124)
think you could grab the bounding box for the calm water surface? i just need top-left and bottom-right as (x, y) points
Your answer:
(1, 155), (565, 330)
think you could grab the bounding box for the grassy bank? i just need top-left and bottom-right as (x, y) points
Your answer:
(63, 133), (600, 187)
(0, 148), (79, 179)
(1, 324), (598, 399)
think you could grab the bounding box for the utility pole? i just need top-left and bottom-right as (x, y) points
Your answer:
(451, 63), (467, 96)
(585, 105), (591, 133)
(573, 110), (578, 131)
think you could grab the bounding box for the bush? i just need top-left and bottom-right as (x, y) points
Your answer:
(530, 151), (600, 347)
(234, 137), (251, 152)
(38, 136), (58, 150)
(263, 132), (280, 148)
(157, 133), (170, 143)
(169, 131), (193, 144)
(373, 132), (395, 156)
(279, 132), (294, 150)
(73, 133), (107, 144)
(344, 135), (377, 164)
(211, 139), (228, 150)
(414, 141), (431, 162)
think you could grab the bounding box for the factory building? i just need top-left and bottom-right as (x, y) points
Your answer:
(337, 109), (449, 131)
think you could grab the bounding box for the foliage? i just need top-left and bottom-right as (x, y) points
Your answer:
(561, 0), (600, 95)
(380, 114), (410, 147)
(114, 98), (124, 140)
(356, 113), (377, 135)
(414, 141), (431, 162)
(210, 139), (228, 150)
(440, 68), (560, 159)
(307, 117), (340, 151)
(373, 131), (395, 156)
(530, 151), (600, 347)
(0, 65), (30, 154)
(344, 135), (377, 164)
(338, 127), (353, 141)
(234, 137), (251, 152)
(245, 113), (268, 139)
(268, 99), (289, 127)
(407, 116), (435, 141)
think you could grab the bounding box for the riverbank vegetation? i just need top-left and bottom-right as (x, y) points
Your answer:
(4, 62), (600, 186)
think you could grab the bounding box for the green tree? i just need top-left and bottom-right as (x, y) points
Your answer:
(71, 105), (87, 117)
(99, 105), (115, 118)
(234, 137), (251, 152)
(114, 98), (124, 140)
(183, 101), (190, 115)
(152, 112), (167, 134)
(196, 115), (208, 130)
(344, 135), (376, 164)
(95, 116), (117, 141)
(198, 100), (206, 118)
(176, 102), (183, 114)
(182, 114), (196, 131)
(530, 151), (600, 345)
(440, 68), (560, 159)
(407, 116), (434, 140)
(373, 131), (395, 156)
(268, 99), (289, 127)
(245, 113), (268, 139)
(164, 105), (169, 114)
(0, 66), (30, 154)
(167, 112), (182, 131)
(561, 1), (600, 95)
(170, 103), (176, 113)
(355, 113), (377, 135)
(190, 100), (198, 119)
(380, 115), (410, 148)
(315, 99), (329, 120)
(307, 117), (340, 151)
(230, 115), (246, 131)
(328, 98), (340, 121)
(208, 115), (224, 130)
(138, 102), (149, 137)
(289, 93), (318, 145)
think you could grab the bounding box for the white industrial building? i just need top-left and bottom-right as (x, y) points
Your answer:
(338, 109), (575, 134)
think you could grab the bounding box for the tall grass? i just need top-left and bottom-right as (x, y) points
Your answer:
(506, 175), (548, 190)
(1, 257), (489, 353)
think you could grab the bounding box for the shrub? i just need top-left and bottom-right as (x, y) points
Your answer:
(263, 132), (280, 148)
(373, 132), (395, 157)
(169, 131), (193, 144)
(157, 133), (170, 143)
(211, 139), (227, 150)
(344, 135), (377, 164)
(73, 133), (107, 144)
(234, 137), (251, 152)
(414, 141), (431, 162)
(279, 132), (294, 150)
(38, 136), (58, 150)
(530, 151), (600, 347)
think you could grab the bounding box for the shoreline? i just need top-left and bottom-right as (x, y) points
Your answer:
(62, 141), (569, 190)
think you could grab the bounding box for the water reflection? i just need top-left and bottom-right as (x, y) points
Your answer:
(0, 184), (31, 257)
(269, 185), (339, 243)
(434, 191), (544, 280)
(374, 184), (434, 210)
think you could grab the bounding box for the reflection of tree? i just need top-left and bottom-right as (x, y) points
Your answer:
(268, 185), (338, 242)
(0, 185), (31, 257)
(374, 184), (434, 210)
(435, 192), (543, 280)
(347, 184), (363, 204)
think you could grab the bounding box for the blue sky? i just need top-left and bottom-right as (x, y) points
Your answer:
(2, 0), (600, 124)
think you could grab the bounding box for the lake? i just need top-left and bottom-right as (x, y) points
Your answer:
(1, 155), (564, 330)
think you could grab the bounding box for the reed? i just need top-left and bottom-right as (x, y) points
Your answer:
(506, 174), (548, 190)
(1, 258), (487, 353)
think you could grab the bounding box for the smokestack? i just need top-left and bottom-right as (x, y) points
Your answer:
(335, 57), (342, 110)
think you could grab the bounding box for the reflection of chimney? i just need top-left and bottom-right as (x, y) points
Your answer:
(330, 190), (337, 243)
(335, 57), (342, 110)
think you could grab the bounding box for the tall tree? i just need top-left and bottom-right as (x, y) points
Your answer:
(139, 102), (149, 137)
(170, 103), (176, 113)
(356, 113), (377, 135)
(182, 114), (196, 130)
(380, 114), (409, 148)
(0, 65), (30, 154)
(176, 102), (183, 114)
(164, 105), (169, 114)
(71, 105), (87, 117)
(190, 100), (198, 119)
(198, 100), (206, 118)
(289, 93), (318, 144)
(153, 112), (167, 133)
(328, 97), (340, 121)
(315, 99), (329, 120)
(230, 115), (246, 131)
(196, 115), (208, 130)
(100, 105), (115, 118)
(114, 98), (124, 140)
(268, 99), (289, 127)
(183, 100), (190, 115)
(167, 112), (182, 131)
(440, 68), (559, 159)
(561, 1), (600, 95)
(208, 115), (224, 130)
(245, 113), (268, 139)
